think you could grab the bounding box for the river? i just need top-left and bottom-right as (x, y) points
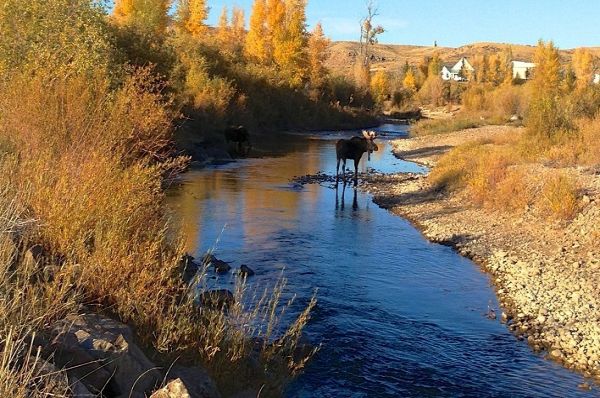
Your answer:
(166, 124), (597, 397)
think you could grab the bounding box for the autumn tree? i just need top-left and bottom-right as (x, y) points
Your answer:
(531, 40), (561, 97)
(572, 48), (594, 90)
(245, 0), (269, 62)
(274, 0), (308, 85)
(527, 40), (566, 139)
(114, 0), (171, 34)
(175, 0), (208, 37)
(403, 68), (416, 92)
(217, 6), (230, 46)
(370, 70), (390, 106)
(307, 22), (330, 91)
(231, 7), (246, 54)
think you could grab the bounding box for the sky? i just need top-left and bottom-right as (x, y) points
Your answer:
(204, 0), (600, 49)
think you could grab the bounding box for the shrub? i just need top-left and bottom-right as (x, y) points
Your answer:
(537, 173), (580, 220)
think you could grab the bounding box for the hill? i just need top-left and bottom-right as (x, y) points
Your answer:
(326, 41), (600, 76)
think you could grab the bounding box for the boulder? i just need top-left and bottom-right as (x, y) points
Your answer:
(150, 379), (191, 398)
(239, 265), (255, 277)
(180, 253), (202, 283)
(199, 289), (235, 310)
(166, 366), (221, 398)
(203, 254), (231, 274)
(50, 314), (162, 398)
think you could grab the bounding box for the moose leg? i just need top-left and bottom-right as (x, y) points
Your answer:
(336, 158), (340, 183)
(354, 159), (359, 186)
(342, 159), (347, 182)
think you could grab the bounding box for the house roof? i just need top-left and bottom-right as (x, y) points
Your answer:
(512, 60), (536, 68)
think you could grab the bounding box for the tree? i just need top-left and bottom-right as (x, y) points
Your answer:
(572, 48), (594, 90)
(245, 0), (269, 63)
(531, 40), (561, 98)
(114, 0), (171, 34)
(231, 8), (246, 47)
(403, 68), (416, 92)
(185, 0), (208, 37)
(273, 0), (308, 85)
(307, 22), (330, 90)
(354, 1), (384, 89)
(370, 70), (390, 106)
(216, 6), (230, 46)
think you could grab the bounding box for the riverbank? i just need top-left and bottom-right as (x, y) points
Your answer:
(362, 125), (600, 382)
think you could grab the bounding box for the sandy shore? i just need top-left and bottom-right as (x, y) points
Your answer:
(362, 125), (600, 381)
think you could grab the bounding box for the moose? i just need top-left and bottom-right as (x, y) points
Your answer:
(224, 125), (251, 156)
(336, 130), (378, 186)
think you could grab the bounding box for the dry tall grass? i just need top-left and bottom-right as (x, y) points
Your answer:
(0, 69), (316, 395)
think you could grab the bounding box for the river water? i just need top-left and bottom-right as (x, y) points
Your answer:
(166, 124), (597, 397)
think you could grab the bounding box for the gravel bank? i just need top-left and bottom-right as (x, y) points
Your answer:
(363, 126), (600, 381)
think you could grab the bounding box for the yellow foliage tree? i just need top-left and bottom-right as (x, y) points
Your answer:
(273, 0), (307, 85)
(216, 6), (230, 46)
(572, 48), (594, 90)
(176, 0), (208, 37)
(307, 22), (330, 89)
(532, 40), (561, 97)
(370, 70), (390, 105)
(114, 0), (170, 34)
(231, 7), (246, 52)
(403, 68), (416, 92)
(245, 0), (268, 63)
(266, 0), (286, 62)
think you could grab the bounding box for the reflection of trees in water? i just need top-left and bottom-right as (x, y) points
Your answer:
(169, 138), (324, 253)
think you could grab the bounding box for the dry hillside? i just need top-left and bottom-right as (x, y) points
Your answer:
(326, 41), (600, 76)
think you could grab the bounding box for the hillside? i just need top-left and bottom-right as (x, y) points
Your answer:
(326, 41), (600, 76)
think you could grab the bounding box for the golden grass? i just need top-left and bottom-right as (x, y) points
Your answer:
(0, 69), (316, 395)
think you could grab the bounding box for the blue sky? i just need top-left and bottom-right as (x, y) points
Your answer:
(204, 0), (600, 49)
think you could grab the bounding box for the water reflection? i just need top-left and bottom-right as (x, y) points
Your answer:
(336, 183), (359, 212)
(167, 127), (596, 398)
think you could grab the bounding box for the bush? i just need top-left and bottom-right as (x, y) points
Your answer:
(538, 173), (580, 220)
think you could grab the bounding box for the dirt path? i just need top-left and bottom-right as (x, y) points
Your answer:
(363, 125), (600, 382)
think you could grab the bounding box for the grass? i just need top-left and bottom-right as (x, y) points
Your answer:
(0, 70), (317, 395)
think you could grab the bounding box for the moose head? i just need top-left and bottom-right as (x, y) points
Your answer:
(362, 130), (378, 160)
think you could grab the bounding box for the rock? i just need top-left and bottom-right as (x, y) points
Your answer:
(202, 254), (231, 274)
(180, 253), (201, 283)
(165, 366), (221, 398)
(51, 314), (162, 398)
(24, 244), (44, 264)
(199, 289), (234, 310)
(151, 379), (191, 398)
(239, 264), (255, 277)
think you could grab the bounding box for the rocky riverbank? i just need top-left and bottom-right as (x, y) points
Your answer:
(361, 125), (600, 383)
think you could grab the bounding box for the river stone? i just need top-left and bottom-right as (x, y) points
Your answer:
(199, 289), (234, 310)
(164, 366), (221, 398)
(51, 313), (162, 398)
(239, 264), (255, 277)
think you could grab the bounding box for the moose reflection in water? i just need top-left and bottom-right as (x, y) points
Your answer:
(335, 130), (378, 186)
(335, 181), (359, 211)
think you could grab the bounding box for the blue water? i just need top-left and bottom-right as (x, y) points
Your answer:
(167, 125), (598, 397)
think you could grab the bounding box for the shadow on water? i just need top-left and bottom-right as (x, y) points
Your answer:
(166, 124), (599, 398)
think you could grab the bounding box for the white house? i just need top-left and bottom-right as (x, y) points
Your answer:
(440, 57), (475, 81)
(512, 60), (536, 80)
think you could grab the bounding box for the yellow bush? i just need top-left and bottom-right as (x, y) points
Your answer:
(537, 173), (580, 220)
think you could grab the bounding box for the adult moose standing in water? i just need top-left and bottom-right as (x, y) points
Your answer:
(336, 130), (378, 186)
